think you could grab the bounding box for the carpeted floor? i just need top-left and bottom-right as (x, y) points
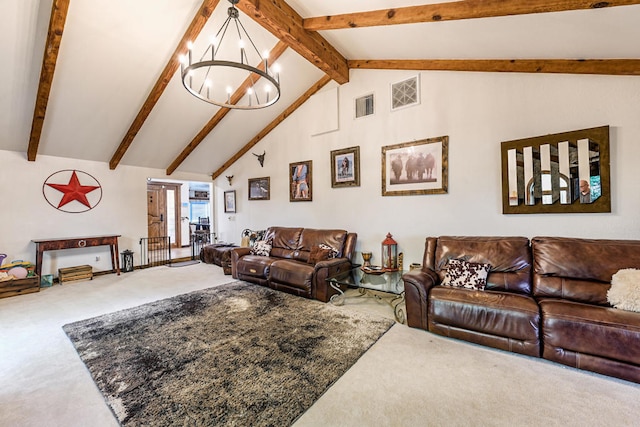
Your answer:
(3, 264), (640, 426)
(63, 281), (394, 426)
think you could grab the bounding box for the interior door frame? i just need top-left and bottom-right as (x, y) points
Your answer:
(146, 181), (182, 248)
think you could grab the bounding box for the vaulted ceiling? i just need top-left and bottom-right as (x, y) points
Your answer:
(3, 0), (640, 179)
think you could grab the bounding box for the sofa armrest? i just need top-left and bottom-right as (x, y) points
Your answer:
(231, 247), (252, 279)
(313, 258), (352, 303)
(402, 268), (439, 330)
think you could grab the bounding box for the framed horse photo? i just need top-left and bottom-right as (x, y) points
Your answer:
(382, 136), (448, 196)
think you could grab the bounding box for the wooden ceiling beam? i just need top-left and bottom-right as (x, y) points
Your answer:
(236, 0), (349, 84)
(348, 59), (640, 76)
(27, 0), (71, 161)
(212, 74), (332, 180)
(304, 0), (640, 30)
(166, 41), (288, 175)
(108, 0), (220, 170)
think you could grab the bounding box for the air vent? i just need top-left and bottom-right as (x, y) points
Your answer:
(355, 93), (374, 118)
(391, 75), (420, 110)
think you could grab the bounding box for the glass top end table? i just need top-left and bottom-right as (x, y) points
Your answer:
(327, 264), (406, 323)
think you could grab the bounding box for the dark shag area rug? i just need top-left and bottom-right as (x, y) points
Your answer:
(63, 281), (394, 426)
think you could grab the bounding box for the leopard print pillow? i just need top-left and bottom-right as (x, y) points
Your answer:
(441, 258), (491, 291)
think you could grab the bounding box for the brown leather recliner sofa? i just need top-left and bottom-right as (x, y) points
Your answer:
(231, 226), (357, 303)
(403, 236), (540, 357)
(532, 237), (640, 384)
(403, 236), (640, 384)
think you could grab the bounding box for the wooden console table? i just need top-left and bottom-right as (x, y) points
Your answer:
(32, 235), (121, 278)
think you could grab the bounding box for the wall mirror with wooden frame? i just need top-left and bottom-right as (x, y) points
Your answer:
(501, 126), (611, 214)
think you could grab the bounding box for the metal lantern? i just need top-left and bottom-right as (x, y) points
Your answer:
(381, 233), (398, 271)
(121, 249), (134, 273)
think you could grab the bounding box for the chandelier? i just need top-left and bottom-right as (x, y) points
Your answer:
(180, 0), (281, 110)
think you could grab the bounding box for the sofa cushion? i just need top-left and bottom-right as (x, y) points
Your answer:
(532, 237), (640, 304)
(269, 260), (314, 293)
(250, 240), (272, 256)
(608, 269), (640, 312)
(433, 236), (532, 295)
(540, 298), (640, 366)
(429, 287), (540, 342)
(441, 259), (491, 290)
(307, 245), (333, 265)
(264, 227), (303, 260)
(299, 229), (347, 257)
(236, 255), (277, 278)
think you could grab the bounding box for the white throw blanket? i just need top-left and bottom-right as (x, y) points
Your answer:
(608, 268), (640, 313)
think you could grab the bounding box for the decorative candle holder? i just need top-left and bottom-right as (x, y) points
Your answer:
(361, 251), (372, 268)
(381, 232), (398, 271)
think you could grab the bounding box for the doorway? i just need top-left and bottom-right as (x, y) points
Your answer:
(147, 182), (182, 248)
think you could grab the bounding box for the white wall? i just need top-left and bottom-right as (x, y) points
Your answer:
(214, 69), (640, 267)
(0, 151), (211, 275)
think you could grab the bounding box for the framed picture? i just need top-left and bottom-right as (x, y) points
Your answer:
(290, 160), (312, 202)
(224, 190), (236, 213)
(331, 146), (360, 188)
(382, 136), (448, 196)
(248, 177), (270, 200)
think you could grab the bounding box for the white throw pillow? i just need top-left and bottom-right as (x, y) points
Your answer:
(608, 268), (640, 313)
(250, 240), (272, 257)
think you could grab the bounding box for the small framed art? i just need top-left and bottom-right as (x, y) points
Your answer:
(331, 146), (360, 188)
(248, 177), (270, 200)
(224, 190), (236, 213)
(290, 160), (312, 202)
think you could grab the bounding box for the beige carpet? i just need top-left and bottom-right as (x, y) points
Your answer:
(1, 263), (639, 426)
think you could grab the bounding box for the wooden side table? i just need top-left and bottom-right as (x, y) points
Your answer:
(32, 235), (121, 278)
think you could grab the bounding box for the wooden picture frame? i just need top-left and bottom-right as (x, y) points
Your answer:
(224, 190), (236, 213)
(331, 146), (360, 188)
(248, 177), (270, 201)
(290, 160), (312, 202)
(382, 136), (448, 196)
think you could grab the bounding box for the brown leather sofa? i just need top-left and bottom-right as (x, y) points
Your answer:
(231, 226), (357, 302)
(200, 243), (238, 274)
(403, 235), (640, 384)
(403, 236), (540, 357)
(532, 237), (640, 384)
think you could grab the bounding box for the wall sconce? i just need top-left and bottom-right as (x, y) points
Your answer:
(381, 233), (398, 271)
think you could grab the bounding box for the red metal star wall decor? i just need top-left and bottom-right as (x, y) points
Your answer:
(43, 170), (103, 213)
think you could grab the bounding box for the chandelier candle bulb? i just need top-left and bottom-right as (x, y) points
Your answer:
(179, 55), (186, 74)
